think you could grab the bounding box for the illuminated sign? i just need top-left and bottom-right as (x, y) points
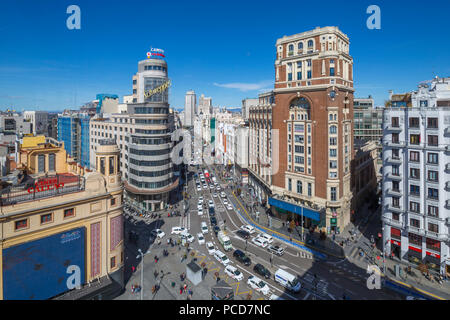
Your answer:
(144, 80), (171, 99)
(27, 178), (65, 193)
(147, 48), (165, 59)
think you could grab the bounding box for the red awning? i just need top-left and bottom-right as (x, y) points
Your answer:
(408, 245), (422, 253)
(426, 251), (440, 259)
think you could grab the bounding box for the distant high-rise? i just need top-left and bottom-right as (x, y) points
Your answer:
(184, 90), (196, 127)
(199, 94), (212, 115)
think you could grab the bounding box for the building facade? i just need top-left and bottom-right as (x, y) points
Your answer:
(248, 91), (274, 205)
(270, 26), (354, 233)
(242, 98), (259, 121)
(382, 77), (450, 277)
(90, 56), (178, 211)
(0, 136), (124, 300)
(184, 90), (197, 127)
(23, 111), (48, 136)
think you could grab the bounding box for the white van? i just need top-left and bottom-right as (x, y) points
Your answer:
(258, 232), (273, 244)
(274, 269), (301, 293)
(214, 250), (230, 266)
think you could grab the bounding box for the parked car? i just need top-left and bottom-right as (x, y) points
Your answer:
(201, 222), (208, 234)
(197, 233), (205, 245)
(171, 227), (186, 235)
(206, 242), (215, 255)
(236, 230), (250, 240)
(214, 250), (230, 265)
(247, 275), (271, 296)
(258, 232), (274, 244)
(253, 263), (271, 279)
(225, 265), (244, 281)
(151, 229), (165, 239)
(233, 249), (251, 266)
(252, 237), (269, 248)
(267, 245), (284, 256)
(241, 225), (255, 234)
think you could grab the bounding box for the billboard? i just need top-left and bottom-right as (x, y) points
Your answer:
(2, 227), (86, 300)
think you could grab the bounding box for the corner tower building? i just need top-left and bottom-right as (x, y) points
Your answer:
(270, 27), (354, 233)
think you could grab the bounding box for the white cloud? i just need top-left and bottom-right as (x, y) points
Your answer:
(213, 80), (273, 92)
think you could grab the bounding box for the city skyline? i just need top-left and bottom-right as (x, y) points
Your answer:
(1, 0), (450, 111)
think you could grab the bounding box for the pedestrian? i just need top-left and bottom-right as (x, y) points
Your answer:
(183, 283), (187, 292)
(131, 266), (135, 273)
(289, 237), (292, 242)
(180, 286), (183, 295)
(154, 270), (158, 279)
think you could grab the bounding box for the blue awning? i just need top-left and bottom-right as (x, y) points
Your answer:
(268, 197), (320, 221)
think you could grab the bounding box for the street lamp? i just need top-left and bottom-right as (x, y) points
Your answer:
(136, 247), (151, 300)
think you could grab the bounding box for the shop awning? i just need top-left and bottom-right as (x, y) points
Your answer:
(268, 197), (320, 221)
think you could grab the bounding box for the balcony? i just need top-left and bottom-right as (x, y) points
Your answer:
(385, 125), (402, 131)
(386, 204), (404, 214)
(386, 173), (402, 180)
(384, 140), (405, 148)
(407, 225), (425, 235)
(446, 182), (450, 191)
(382, 216), (404, 228)
(425, 230), (447, 241)
(386, 188), (402, 197)
(446, 200), (450, 209)
(386, 157), (402, 164)
(445, 163), (450, 173)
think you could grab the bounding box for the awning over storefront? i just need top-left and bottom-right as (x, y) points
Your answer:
(268, 197), (320, 221)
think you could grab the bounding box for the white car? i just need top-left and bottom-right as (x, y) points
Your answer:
(197, 204), (202, 210)
(203, 185), (208, 189)
(258, 232), (273, 244)
(182, 233), (195, 243)
(197, 186), (201, 191)
(209, 184), (215, 189)
(151, 229), (165, 239)
(212, 193), (218, 198)
(208, 200), (214, 208)
(198, 208), (203, 216)
(252, 237), (269, 248)
(197, 233), (205, 245)
(241, 225), (255, 234)
(216, 186), (221, 191)
(247, 275), (271, 296)
(226, 204), (233, 210)
(220, 192), (226, 198)
(198, 196), (204, 202)
(206, 242), (215, 255)
(201, 222), (208, 234)
(171, 227), (186, 235)
(223, 199), (228, 205)
(225, 265), (244, 281)
(214, 250), (230, 265)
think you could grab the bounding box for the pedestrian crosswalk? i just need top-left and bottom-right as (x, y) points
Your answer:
(299, 251), (313, 260)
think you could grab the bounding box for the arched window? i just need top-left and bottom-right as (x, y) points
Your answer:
(288, 44), (294, 52)
(329, 114), (333, 121)
(298, 42), (303, 50)
(330, 125), (337, 134)
(290, 97), (310, 110)
(308, 40), (314, 48)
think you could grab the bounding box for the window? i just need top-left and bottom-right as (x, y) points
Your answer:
(427, 118), (438, 128)
(100, 157), (105, 174)
(288, 178), (292, 191)
(392, 181), (400, 192)
(410, 185), (420, 196)
(391, 227), (401, 240)
(392, 213), (399, 221)
(391, 117), (399, 127)
(297, 61), (302, 68)
(307, 59), (312, 67)
(41, 213), (52, 224)
(427, 188), (438, 200)
(409, 201), (420, 213)
(329, 137), (337, 145)
(330, 67), (335, 76)
(392, 133), (399, 143)
(410, 218), (420, 228)
(111, 256), (116, 269)
(307, 40), (313, 48)
(427, 170), (438, 182)
(329, 172), (337, 178)
(428, 223), (439, 233)
(329, 149), (337, 157)
(109, 156), (115, 174)
(307, 70), (312, 79)
(426, 238), (440, 251)
(392, 149), (399, 159)
(307, 183), (312, 196)
(329, 125), (337, 134)
(427, 153), (438, 164)
(409, 151), (419, 162)
(15, 219), (28, 230)
(410, 168), (420, 179)
(49, 153), (55, 171)
(427, 135), (438, 146)
(427, 205), (438, 218)
(64, 208), (75, 218)
(420, 100), (428, 107)
(297, 72), (302, 80)
(298, 42), (303, 50)
(297, 181), (303, 194)
(392, 165), (399, 176)
(295, 135), (304, 143)
(288, 73), (293, 81)
(410, 134), (420, 145)
(409, 117), (419, 128)
(330, 187), (337, 201)
(329, 160), (337, 169)
(295, 145), (304, 153)
(111, 198), (116, 206)
(392, 197), (400, 208)
(38, 154), (45, 173)
(409, 233), (422, 246)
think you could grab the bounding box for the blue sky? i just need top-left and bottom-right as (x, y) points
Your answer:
(0, 0), (449, 111)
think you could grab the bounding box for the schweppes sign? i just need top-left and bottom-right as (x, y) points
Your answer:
(144, 80), (171, 99)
